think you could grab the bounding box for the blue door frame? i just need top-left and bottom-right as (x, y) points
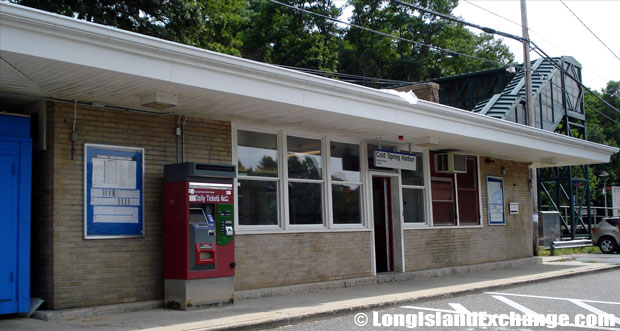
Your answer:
(0, 114), (32, 314)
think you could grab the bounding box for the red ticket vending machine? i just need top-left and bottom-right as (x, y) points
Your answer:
(164, 162), (235, 309)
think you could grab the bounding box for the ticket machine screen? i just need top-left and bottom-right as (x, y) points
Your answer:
(189, 204), (216, 271)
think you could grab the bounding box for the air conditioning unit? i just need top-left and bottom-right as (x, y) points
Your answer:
(434, 152), (467, 174)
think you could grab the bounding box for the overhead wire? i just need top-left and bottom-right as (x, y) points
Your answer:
(584, 102), (620, 125)
(275, 64), (422, 86)
(266, 0), (620, 116)
(390, 0), (525, 42)
(461, 0), (611, 90)
(265, 0), (506, 66)
(461, 0), (564, 53)
(547, 80), (619, 125)
(529, 42), (620, 117)
(387, 0), (620, 116)
(559, 0), (620, 63)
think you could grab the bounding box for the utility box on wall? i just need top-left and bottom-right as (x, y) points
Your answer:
(163, 162), (236, 310)
(0, 114), (32, 314)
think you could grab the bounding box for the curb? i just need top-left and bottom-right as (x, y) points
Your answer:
(216, 264), (620, 331)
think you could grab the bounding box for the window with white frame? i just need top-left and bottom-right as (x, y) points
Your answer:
(236, 128), (365, 230)
(287, 135), (324, 225)
(330, 141), (362, 224)
(237, 129), (279, 226)
(401, 151), (426, 224)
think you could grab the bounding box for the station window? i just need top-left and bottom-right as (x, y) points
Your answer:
(287, 135), (323, 225)
(330, 141), (362, 224)
(429, 152), (480, 226)
(401, 152), (426, 224)
(237, 130), (279, 226)
(236, 128), (363, 230)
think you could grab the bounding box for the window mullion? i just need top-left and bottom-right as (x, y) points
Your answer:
(424, 149), (433, 226)
(280, 130), (288, 230)
(325, 137), (332, 229)
(361, 142), (369, 228)
(454, 173), (460, 226)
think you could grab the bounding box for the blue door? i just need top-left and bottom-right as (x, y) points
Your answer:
(0, 114), (31, 314)
(0, 149), (18, 312)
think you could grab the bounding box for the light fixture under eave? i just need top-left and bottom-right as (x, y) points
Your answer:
(540, 157), (558, 165)
(140, 91), (178, 110)
(413, 136), (439, 147)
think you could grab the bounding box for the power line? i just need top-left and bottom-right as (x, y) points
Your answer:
(549, 81), (620, 124)
(388, 0), (620, 116)
(390, 0), (525, 43)
(461, 0), (560, 52)
(529, 42), (620, 117)
(585, 101), (620, 125)
(460, 0), (611, 87)
(275, 64), (421, 86)
(265, 0), (505, 66)
(462, 0), (521, 28)
(560, 0), (620, 63)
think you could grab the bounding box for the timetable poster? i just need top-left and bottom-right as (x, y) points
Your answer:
(84, 144), (144, 238)
(487, 176), (506, 225)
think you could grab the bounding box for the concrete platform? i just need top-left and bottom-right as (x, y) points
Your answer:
(1, 255), (618, 331)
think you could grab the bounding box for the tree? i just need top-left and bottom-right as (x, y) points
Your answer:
(13, 0), (247, 56)
(240, 0), (343, 71)
(339, 0), (514, 85)
(13, 0), (515, 84)
(585, 81), (620, 204)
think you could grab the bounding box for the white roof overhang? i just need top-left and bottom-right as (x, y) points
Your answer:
(1, 3), (617, 167)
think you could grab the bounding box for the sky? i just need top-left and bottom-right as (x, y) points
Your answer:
(452, 0), (620, 91)
(336, 0), (620, 91)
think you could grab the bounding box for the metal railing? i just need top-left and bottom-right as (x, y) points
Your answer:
(541, 205), (615, 225)
(550, 239), (592, 256)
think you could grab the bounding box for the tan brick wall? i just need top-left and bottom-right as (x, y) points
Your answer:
(38, 102), (535, 308)
(44, 102), (231, 309)
(234, 232), (372, 291)
(403, 158), (533, 271)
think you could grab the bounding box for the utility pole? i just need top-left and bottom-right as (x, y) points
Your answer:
(521, 0), (539, 253)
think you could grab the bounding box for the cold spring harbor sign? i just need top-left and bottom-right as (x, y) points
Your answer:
(374, 150), (417, 171)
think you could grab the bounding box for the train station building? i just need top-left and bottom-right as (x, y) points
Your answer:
(1, 3), (617, 312)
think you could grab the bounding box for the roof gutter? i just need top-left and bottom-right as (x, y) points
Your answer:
(1, 2), (618, 163)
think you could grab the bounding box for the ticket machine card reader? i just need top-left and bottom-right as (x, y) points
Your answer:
(217, 204), (234, 246)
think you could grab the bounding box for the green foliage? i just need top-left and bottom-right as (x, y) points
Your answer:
(240, 0), (342, 71)
(339, 0), (513, 85)
(585, 81), (620, 203)
(13, 0), (514, 83)
(538, 245), (600, 256)
(14, 0), (248, 56)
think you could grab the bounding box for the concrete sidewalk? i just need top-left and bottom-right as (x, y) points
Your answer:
(1, 256), (618, 331)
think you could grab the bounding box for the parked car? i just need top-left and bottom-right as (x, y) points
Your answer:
(593, 217), (620, 254)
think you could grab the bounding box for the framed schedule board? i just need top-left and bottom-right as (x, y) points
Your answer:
(84, 144), (145, 239)
(486, 176), (505, 226)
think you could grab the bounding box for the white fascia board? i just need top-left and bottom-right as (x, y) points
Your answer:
(1, 3), (618, 164)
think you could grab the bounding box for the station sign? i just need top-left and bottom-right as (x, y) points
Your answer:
(374, 149), (417, 171)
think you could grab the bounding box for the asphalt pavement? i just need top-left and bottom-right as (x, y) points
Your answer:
(276, 268), (620, 331)
(0, 255), (618, 331)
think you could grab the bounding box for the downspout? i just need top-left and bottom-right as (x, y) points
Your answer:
(71, 100), (77, 160)
(182, 115), (188, 162)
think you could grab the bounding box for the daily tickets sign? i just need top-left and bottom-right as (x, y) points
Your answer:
(375, 150), (417, 171)
(189, 188), (232, 203)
